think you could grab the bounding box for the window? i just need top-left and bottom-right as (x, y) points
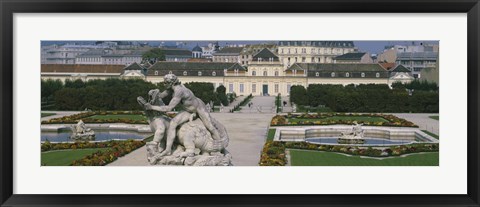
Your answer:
(331, 72), (335, 77)
(274, 84), (279, 93)
(274, 71), (279, 76)
(315, 72), (319, 77)
(229, 84), (234, 93)
(155, 71), (159, 75)
(198, 71), (202, 76)
(252, 84), (256, 93)
(240, 83), (244, 93)
(376, 73), (380, 78)
(345, 72), (350, 77)
(183, 71), (188, 76)
(302, 48), (306, 53)
(212, 71), (216, 76)
(169, 71), (172, 74)
(252, 71), (256, 76)
(287, 84), (291, 93)
(361, 72), (365, 78)
(263, 71), (267, 76)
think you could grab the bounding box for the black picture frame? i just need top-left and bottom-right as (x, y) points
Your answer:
(1, 0), (479, 206)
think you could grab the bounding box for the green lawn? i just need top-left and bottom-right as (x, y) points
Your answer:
(422, 130), (439, 139)
(41, 148), (110, 166)
(266, 128), (276, 141)
(429, 116), (439, 120)
(289, 149), (439, 166)
(88, 114), (147, 121)
(289, 116), (389, 123)
(41, 113), (56, 118)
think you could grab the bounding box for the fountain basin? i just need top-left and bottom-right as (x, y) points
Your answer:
(273, 125), (438, 146)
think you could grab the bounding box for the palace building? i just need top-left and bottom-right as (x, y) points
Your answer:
(41, 44), (414, 96)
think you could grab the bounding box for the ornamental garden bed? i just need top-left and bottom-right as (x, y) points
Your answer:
(41, 111), (176, 125)
(270, 113), (417, 127)
(259, 141), (439, 166)
(41, 139), (146, 166)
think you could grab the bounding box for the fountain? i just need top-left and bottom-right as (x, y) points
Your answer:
(337, 122), (365, 144)
(70, 120), (95, 141)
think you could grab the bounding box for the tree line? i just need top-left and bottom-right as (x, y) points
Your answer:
(290, 80), (439, 113)
(41, 79), (229, 111)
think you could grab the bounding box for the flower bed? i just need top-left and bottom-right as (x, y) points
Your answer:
(41, 140), (145, 166)
(270, 113), (417, 127)
(41, 111), (177, 125)
(71, 140), (145, 166)
(259, 141), (439, 166)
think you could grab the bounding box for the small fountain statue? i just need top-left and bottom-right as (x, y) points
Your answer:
(70, 120), (95, 141)
(337, 121), (365, 144)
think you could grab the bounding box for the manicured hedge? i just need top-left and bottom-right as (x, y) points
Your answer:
(290, 83), (438, 113)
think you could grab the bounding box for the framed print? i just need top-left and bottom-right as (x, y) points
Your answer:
(1, 0), (479, 206)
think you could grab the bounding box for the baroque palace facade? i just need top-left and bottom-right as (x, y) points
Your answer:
(41, 42), (414, 96)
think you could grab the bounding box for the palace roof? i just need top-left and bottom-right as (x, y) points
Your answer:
(147, 62), (246, 76)
(123, 62), (145, 70)
(162, 48), (192, 57)
(334, 52), (366, 60)
(213, 47), (244, 56)
(41, 64), (125, 74)
(287, 63), (386, 72)
(390, 64), (411, 72)
(252, 48), (279, 61)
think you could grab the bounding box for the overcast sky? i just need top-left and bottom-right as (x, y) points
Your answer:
(42, 40), (439, 54)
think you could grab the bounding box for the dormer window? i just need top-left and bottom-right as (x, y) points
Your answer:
(331, 72), (335, 77)
(155, 71), (159, 75)
(183, 71), (188, 76)
(376, 72), (380, 78)
(361, 72), (365, 78)
(198, 71), (202, 76)
(315, 72), (319, 77)
(212, 71), (216, 76)
(345, 72), (350, 77)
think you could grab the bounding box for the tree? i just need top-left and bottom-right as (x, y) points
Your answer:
(215, 85), (229, 106)
(290, 85), (307, 106)
(142, 48), (166, 64)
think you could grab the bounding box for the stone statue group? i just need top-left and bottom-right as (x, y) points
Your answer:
(137, 74), (232, 166)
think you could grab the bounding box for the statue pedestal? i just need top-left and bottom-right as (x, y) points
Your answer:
(146, 142), (232, 166)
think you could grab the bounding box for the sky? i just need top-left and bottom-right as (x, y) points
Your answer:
(42, 40), (439, 54)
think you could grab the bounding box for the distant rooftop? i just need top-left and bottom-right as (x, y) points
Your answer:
(278, 41), (355, 47)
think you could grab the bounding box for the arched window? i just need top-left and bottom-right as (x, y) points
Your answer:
(212, 71), (216, 76)
(274, 71), (279, 76)
(183, 71), (188, 76)
(361, 73), (365, 78)
(315, 72), (319, 77)
(345, 72), (350, 77)
(154, 71), (159, 75)
(376, 72), (380, 78)
(198, 71), (202, 76)
(252, 71), (256, 76)
(331, 72), (335, 77)
(263, 71), (267, 76)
